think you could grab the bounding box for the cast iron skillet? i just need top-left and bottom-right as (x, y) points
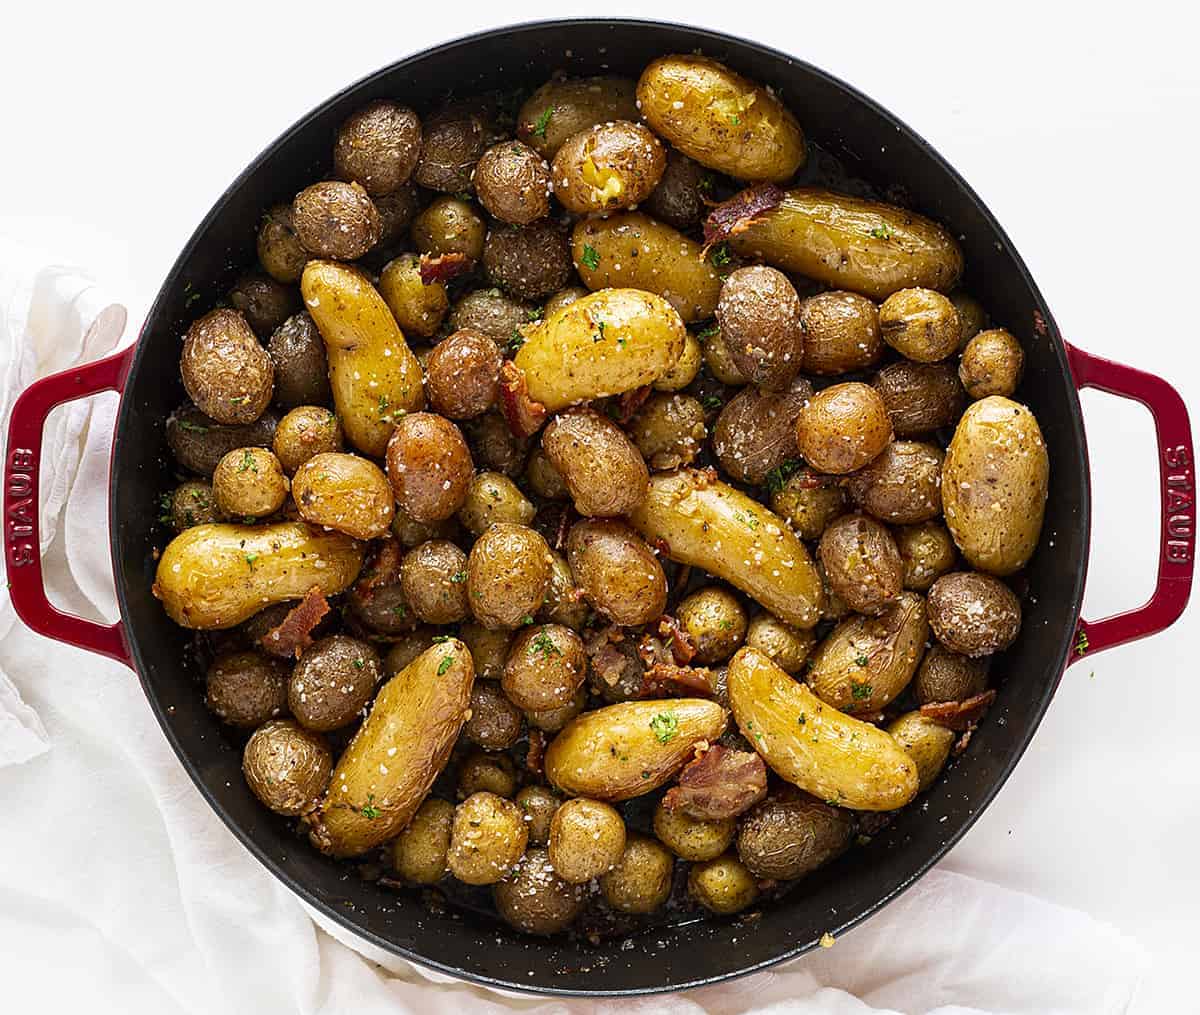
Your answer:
(5, 18), (1195, 996)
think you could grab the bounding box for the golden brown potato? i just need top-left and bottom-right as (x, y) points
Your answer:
(289, 635), (381, 732)
(205, 651), (287, 728)
(494, 848), (585, 935)
(677, 587), (747, 665)
(628, 393), (707, 471)
(654, 331), (703, 392)
(292, 181), (381, 260)
(600, 834), (674, 914)
(769, 469), (847, 541)
(412, 196), (486, 260)
(463, 680), (523, 750)
(525, 447), (569, 499)
(385, 413), (473, 523)
(475, 141), (552, 225)
(467, 522), (552, 629)
(879, 288), (961, 363)
(243, 720), (331, 817)
(458, 471), (535, 535)
(501, 624), (587, 711)
(333, 100), (421, 196)
(181, 308), (274, 425)
(392, 797), (454, 884)
(267, 312), (330, 410)
(951, 291), (988, 350)
(927, 571), (1021, 657)
(873, 361), (966, 438)
(460, 623), (514, 681)
(211, 447), (288, 519)
(552, 120), (665, 214)
(887, 712), (955, 791)
(412, 100), (491, 193)
(736, 788), (853, 879)
(653, 799), (735, 861)
(164, 480), (221, 532)
(515, 786), (561, 845)
(712, 381), (810, 485)
(542, 408), (649, 517)
(913, 644), (988, 704)
(845, 440), (943, 525)
(540, 551), (589, 630)
(571, 213), (721, 324)
(517, 75), (640, 159)
(645, 148), (712, 231)
(483, 220), (573, 301)
(896, 521), (957, 592)
(257, 204), (309, 285)
(425, 329), (502, 420)
(637, 55), (806, 182)
(566, 519), (667, 627)
(716, 266), (804, 389)
(548, 797), (627, 883)
(688, 855), (760, 915)
(229, 272), (296, 338)
(700, 325), (749, 385)
(400, 540), (470, 624)
(272, 407), (342, 475)
(292, 452), (393, 539)
(744, 613), (816, 676)
(378, 254), (449, 339)
(525, 687), (587, 733)
(457, 749), (518, 798)
(799, 291), (884, 375)
(448, 791), (529, 885)
(959, 328), (1024, 399)
(795, 382), (893, 475)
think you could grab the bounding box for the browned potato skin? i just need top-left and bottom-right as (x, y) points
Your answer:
(798, 291), (883, 375)
(458, 750), (518, 798)
(526, 687), (587, 733)
(292, 181), (381, 260)
(542, 409), (649, 517)
(629, 393), (707, 471)
(517, 76), (640, 159)
(887, 712), (955, 791)
(392, 798), (454, 884)
(413, 102), (491, 193)
(375, 183), (421, 245)
(460, 623), (514, 680)
(412, 196), (486, 260)
(243, 720), (331, 817)
(462, 412), (531, 477)
(494, 848), (585, 935)
(267, 313), (331, 410)
(770, 470), (847, 541)
(652, 800), (735, 861)
(333, 100), (421, 196)
(927, 572), (1022, 657)
(896, 521), (957, 592)
(959, 328), (1024, 399)
(289, 635), (381, 732)
(400, 540), (470, 624)
(502, 624), (587, 711)
(548, 797), (627, 883)
(483, 220), (573, 301)
(426, 329), (502, 419)
(448, 791), (529, 885)
(818, 513), (903, 616)
(385, 413), (474, 523)
(166, 480), (221, 532)
(873, 361), (966, 437)
(951, 292), (988, 350)
(475, 141), (552, 225)
(181, 309), (274, 425)
(880, 288), (961, 363)
(273, 406), (342, 474)
(717, 266), (804, 390)
(205, 651), (287, 728)
(600, 834), (674, 914)
(458, 472), (535, 535)
(914, 644), (988, 704)
(257, 204), (309, 285)
(229, 272), (296, 338)
(551, 120), (665, 215)
(712, 381), (810, 485)
(463, 681), (523, 750)
(212, 447), (289, 519)
(701, 326), (749, 385)
(744, 613), (816, 675)
(645, 148), (711, 231)
(845, 440), (944, 525)
(449, 290), (533, 348)
(736, 788), (853, 880)
(293, 452), (393, 540)
(677, 586), (747, 665)
(379, 254), (449, 339)
(525, 447), (568, 499)
(795, 382), (893, 475)
(566, 519), (667, 627)
(515, 786), (561, 845)
(467, 523), (553, 629)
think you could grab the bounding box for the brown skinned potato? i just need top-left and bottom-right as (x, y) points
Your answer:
(243, 720), (331, 817)
(475, 141), (553, 225)
(413, 101), (491, 193)
(467, 523), (552, 629)
(817, 513), (903, 617)
(845, 440), (944, 525)
(292, 181), (381, 260)
(799, 291), (884, 375)
(457, 750), (518, 799)
(494, 848), (585, 935)
(400, 540), (470, 624)
(167, 405), (280, 477)
(333, 100), (421, 196)
(289, 635), (382, 732)
(385, 413), (474, 523)
(426, 329), (502, 419)
(736, 788), (853, 879)
(515, 786), (561, 845)
(566, 519), (668, 627)
(165, 480), (221, 532)
(502, 624), (587, 711)
(229, 272), (295, 338)
(483, 220), (573, 301)
(273, 406), (343, 475)
(716, 266), (804, 390)
(463, 681), (523, 750)
(873, 361), (967, 438)
(795, 382), (893, 475)
(267, 313), (330, 410)
(205, 651), (287, 728)
(180, 308), (274, 425)
(645, 148), (712, 230)
(542, 408), (649, 517)
(914, 644), (988, 704)
(257, 204), (309, 284)
(712, 381), (810, 485)
(552, 120), (665, 214)
(927, 571), (1021, 657)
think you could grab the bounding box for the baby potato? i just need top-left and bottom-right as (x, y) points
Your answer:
(637, 54), (806, 182)
(400, 540), (470, 624)
(941, 396), (1048, 575)
(548, 797), (627, 883)
(292, 181), (381, 260)
(458, 749), (518, 799)
(475, 141), (552, 225)
(540, 551), (589, 631)
(384, 628), (440, 675)
(517, 75), (639, 159)
(460, 622), (515, 681)
(525, 447), (569, 500)
(448, 792), (528, 885)
(571, 213), (720, 324)
(463, 681), (523, 750)
(205, 650), (287, 728)
(896, 521), (957, 592)
(744, 613), (816, 675)
(458, 471), (535, 535)
(494, 848), (585, 935)
(959, 328), (1025, 399)
(736, 788), (853, 880)
(873, 361), (966, 438)
(229, 272), (296, 338)
(887, 712), (955, 792)
(462, 412), (531, 477)
(545, 699), (728, 801)
(795, 382), (893, 475)
(600, 834), (675, 914)
(379, 254), (449, 339)
(845, 440), (943, 525)
(951, 291), (988, 349)
(243, 720), (331, 817)
(688, 855), (760, 915)
(653, 799), (735, 861)
(392, 798), (454, 884)
(727, 647), (919, 811)
(799, 291), (884, 375)
(542, 408), (649, 517)
(154, 522), (364, 629)
(927, 571), (1021, 657)
(806, 592), (928, 713)
(301, 260), (425, 457)
(914, 644), (988, 704)
(629, 470), (824, 629)
(168, 405), (281, 477)
(447, 292), (528, 349)
(293, 452), (393, 539)
(257, 203), (309, 285)
(375, 183), (421, 245)
(629, 393), (707, 471)
(654, 331), (703, 392)
(289, 635), (381, 732)
(267, 313), (331, 410)
(515, 786), (561, 845)
(677, 587), (747, 665)
(526, 687), (587, 733)
(645, 148), (712, 231)
(385, 413), (474, 523)
(333, 100), (421, 196)
(544, 286), (588, 318)
(212, 444), (289, 519)
(412, 196), (487, 260)
(467, 522), (552, 629)
(552, 120), (665, 215)
(879, 288), (961, 363)
(514, 288), (687, 411)
(273, 406), (342, 474)
(566, 519), (667, 627)
(165, 480), (221, 532)
(483, 220), (573, 301)
(700, 325), (749, 385)
(502, 624), (587, 712)
(412, 99), (492, 193)
(310, 641), (474, 857)
(181, 308), (274, 425)
(769, 469), (847, 541)
(712, 381), (810, 485)
(425, 329), (502, 420)
(716, 266), (804, 390)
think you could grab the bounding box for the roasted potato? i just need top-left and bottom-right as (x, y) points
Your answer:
(959, 328), (1024, 399)
(700, 325), (749, 385)
(425, 329), (502, 419)
(927, 571), (1021, 657)
(257, 204), (309, 285)
(412, 101), (491, 193)
(795, 382), (892, 475)
(743, 613), (815, 676)
(565, 519), (667, 627)
(645, 148), (712, 230)
(392, 797), (454, 884)
(449, 288), (533, 345)
(462, 411), (531, 476)
(769, 469), (846, 540)
(600, 834), (674, 914)
(879, 287), (961, 363)
(229, 272), (295, 338)
(448, 791), (528, 885)
(845, 440), (943, 525)
(552, 120), (665, 214)
(266, 313), (330, 410)
(460, 623), (514, 681)
(458, 471), (535, 535)
(716, 266), (804, 390)
(385, 413), (473, 523)
(180, 308), (274, 425)
(736, 788), (853, 879)
(475, 141), (552, 224)
(887, 712), (955, 792)
(467, 522), (553, 629)
(292, 181), (381, 260)
(167, 404), (279, 477)
(525, 447), (569, 500)
(873, 361), (966, 438)
(375, 183), (421, 245)
(799, 291), (883, 375)
(517, 75), (640, 159)
(333, 100), (421, 196)
(378, 254), (449, 339)
(400, 540), (470, 624)
(653, 799), (735, 861)
(384, 628), (440, 675)
(458, 749), (518, 798)
(896, 521), (957, 592)
(548, 797), (627, 883)
(494, 848), (585, 935)
(712, 381), (810, 485)
(212, 447), (289, 519)
(688, 854), (760, 915)
(463, 680), (523, 750)
(289, 635), (381, 732)
(540, 550), (589, 630)
(654, 331), (703, 391)
(677, 586), (747, 665)
(292, 452), (393, 539)
(544, 286), (588, 318)
(412, 196), (486, 260)
(629, 393), (707, 470)
(205, 651), (287, 728)
(542, 408), (649, 517)
(164, 480), (221, 532)
(501, 624), (587, 711)
(243, 720), (331, 817)
(483, 220), (573, 301)
(272, 406), (343, 474)
(515, 786), (561, 845)
(526, 687), (587, 733)
(951, 291), (988, 349)
(913, 644), (988, 704)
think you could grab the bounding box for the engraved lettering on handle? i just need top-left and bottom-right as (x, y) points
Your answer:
(1164, 443), (1194, 565)
(6, 447), (37, 567)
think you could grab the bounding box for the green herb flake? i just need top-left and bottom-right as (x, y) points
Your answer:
(353, 658), (365, 670)
(701, 395), (723, 411)
(244, 552), (259, 569)
(854, 653), (869, 667)
(361, 794), (381, 820)
(532, 106), (554, 140)
(507, 329), (526, 354)
(798, 713), (806, 726)
(868, 224), (893, 241)
(728, 114), (741, 126)
(528, 631), (562, 660)
(696, 323), (720, 341)
(765, 460), (802, 494)
(734, 510), (759, 530)
(185, 291), (202, 308)
(237, 450), (258, 473)
(580, 244), (601, 271)
(432, 635), (451, 644)
(450, 571), (468, 584)
(719, 619), (734, 631)
(709, 243), (732, 267)
(649, 711), (680, 744)
(520, 614), (535, 626)
(436, 654), (454, 676)
(850, 681), (873, 701)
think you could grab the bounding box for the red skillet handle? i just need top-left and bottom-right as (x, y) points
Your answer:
(4, 348), (135, 667)
(1066, 343), (1195, 664)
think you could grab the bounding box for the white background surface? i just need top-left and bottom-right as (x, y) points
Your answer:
(2, 0), (1198, 1010)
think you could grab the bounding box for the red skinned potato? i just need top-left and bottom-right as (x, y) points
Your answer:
(386, 413), (474, 523)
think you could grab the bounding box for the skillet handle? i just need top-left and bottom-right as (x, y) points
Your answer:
(1066, 343), (1195, 664)
(4, 348), (134, 667)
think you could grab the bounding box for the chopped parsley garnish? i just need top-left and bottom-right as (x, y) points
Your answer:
(709, 243), (732, 267)
(854, 653), (869, 667)
(450, 571), (468, 583)
(520, 614), (535, 626)
(507, 329), (526, 354)
(728, 114), (741, 126)
(353, 658), (365, 670)
(734, 510), (759, 530)
(868, 224), (893, 240)
(532, 106), (554, 140)
(176, 420), (208, 433)
(580, 244), (601, 271)
(526, 305), (544, 322)
(850, 681), (873, 701)
(436, 654), (454, 676)
(719, 619), (734, 631)
(696, 323), (720, 341)
(360, 794), (380, 820)
(528, 631), (562, 660)
(432, 635), (451, 643)
(701, 395), (723, 411)
(237, 449), (257, 473)
(244, 552), (258, 569)
(765, 460), (802, 494)
(650, 712), (680, 743)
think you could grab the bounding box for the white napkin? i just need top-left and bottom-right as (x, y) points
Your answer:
(0, 256), (1150, 1015)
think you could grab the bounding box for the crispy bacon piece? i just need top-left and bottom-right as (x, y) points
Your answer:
(352, 537), (403, 596)
(260, 587), (330, 659)
(651, 537), (672, 558)
(499, 360), (548, 438)
(920, 690), (997, 731)
(657, 615), (697, 665)
(641, 663), (716, 698)
(662, 745), (768, 820)
(613, 385), (652, 424)
(703, 183), (785, 248)
(419, 251), (473, 285)
(525, 729), (547, 777)
(1033, 309), (1049, 338)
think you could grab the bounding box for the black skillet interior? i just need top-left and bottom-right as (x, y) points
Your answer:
(110, 19), (1089, 995)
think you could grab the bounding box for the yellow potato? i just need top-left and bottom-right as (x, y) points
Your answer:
(153, 522), (365, 629)
(636, 55), (806, 182)
(291, 452), (393, 540)
(571, 214), (720, 324)
(513, 288), (686, 411)
(728, 647), (919, 811)
(887, 711), (955, 792)
(300, 260), (425, 456)
(517, 75), (640, 160)
(941, 395), (1049, 575)
(628, 469), (824, 629)
(730, 188), (963, 300)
